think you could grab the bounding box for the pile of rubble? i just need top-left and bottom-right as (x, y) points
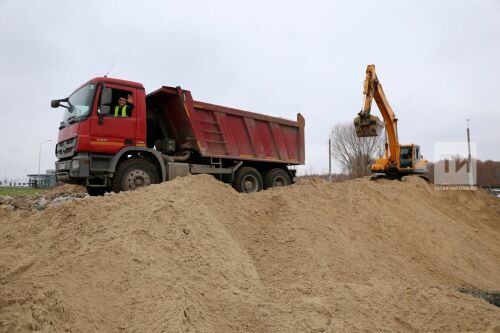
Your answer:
(0, 184), (90, 211)
(0, 192), (87, 211)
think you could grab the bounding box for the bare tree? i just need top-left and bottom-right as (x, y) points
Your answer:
(330, 123), (386, 178)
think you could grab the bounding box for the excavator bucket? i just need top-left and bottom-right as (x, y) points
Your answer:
(353, 114), (384, 137)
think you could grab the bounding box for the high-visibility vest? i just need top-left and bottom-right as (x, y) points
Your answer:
(114, 105), (127, 117)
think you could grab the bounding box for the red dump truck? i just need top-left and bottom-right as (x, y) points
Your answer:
(51, 77), (305, 195)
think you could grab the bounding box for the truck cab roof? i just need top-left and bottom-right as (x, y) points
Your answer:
(88, 77), (145, 90)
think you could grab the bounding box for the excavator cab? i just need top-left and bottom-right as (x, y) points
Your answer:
(399, 145), (414, 168)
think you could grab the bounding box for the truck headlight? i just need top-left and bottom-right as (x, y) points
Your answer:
(71, 159), (80, 170)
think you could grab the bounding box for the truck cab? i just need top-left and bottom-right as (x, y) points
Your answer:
(52, 77), (305, 195)
(54, 78), (151, 192)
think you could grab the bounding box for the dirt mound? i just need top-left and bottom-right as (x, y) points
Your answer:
(0, 184), (88, 211)
(44, 183), (87, 196)
(0, 175), (499, 332)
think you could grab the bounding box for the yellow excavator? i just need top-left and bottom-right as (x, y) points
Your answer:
(354, 64), (428, 179)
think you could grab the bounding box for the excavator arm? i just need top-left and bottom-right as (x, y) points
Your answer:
(354, 64), (399, 168)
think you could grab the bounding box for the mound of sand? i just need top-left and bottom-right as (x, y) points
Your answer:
(43, 184), (87, 196)
(0, 175), (499, 332)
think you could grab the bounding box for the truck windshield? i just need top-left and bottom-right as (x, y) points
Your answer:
(61, 84), (96, 125)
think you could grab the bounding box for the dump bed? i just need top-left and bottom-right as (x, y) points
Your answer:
(147, 86), (305, 164)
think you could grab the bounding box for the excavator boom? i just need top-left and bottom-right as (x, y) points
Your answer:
(354, 64), (399, 167)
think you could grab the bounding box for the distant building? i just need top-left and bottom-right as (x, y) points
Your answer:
(27, 169), (57, 188)
(1, 179), (29, 187)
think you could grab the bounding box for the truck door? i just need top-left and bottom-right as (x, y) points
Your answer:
(89, 85), (138, 154)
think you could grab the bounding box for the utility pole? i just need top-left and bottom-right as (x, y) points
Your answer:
(328, 137), (331, 182)
(466, 119), (473, 186)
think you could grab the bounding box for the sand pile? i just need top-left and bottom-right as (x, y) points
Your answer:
(0, 175), (499, 332)
(43, 184), (87, 196)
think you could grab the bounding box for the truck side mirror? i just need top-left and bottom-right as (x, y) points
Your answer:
(51, 100), (60, 108)
(99, 86), (113, 125)
(101, 87), (112, 106)
(101, 105), (111, 115)
(99, 87), (112, 123)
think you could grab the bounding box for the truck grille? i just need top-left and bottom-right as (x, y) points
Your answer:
(56, 137), (77, 159)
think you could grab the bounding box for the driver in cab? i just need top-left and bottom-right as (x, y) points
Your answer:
(114, 94), (134, 117)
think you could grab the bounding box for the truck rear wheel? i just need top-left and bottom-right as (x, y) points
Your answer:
(233, 167), (263, 193)
(112, 158), (159, 192)
(264, 168), (291, 189)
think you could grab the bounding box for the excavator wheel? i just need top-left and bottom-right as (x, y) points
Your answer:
(410, 174), (430, 183)
(416, 175), (430, 183)
(369, 174), (388, 181)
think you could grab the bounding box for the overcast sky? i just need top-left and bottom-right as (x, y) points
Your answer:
(0, 0), (499, 180)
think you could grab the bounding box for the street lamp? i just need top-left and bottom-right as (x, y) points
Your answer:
(38, 139), (53, 175)
(3, 163), (14, 184)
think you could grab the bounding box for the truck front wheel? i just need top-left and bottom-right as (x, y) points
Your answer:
(233, 167), (263, 193)
(112, 158), (159, 193)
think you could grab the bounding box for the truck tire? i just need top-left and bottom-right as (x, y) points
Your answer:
(233, 167), (263, 193)
(112, 158), (159, 193)
(264, 168), (291, 189)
